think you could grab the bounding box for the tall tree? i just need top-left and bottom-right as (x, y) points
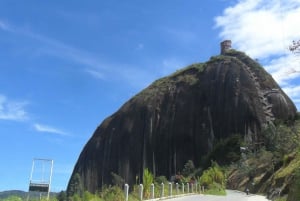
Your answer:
(57, 191), (67, 201)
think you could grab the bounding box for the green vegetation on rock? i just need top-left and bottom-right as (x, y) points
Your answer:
(199, 161), (226, 195)
(226, 119), (300, 200)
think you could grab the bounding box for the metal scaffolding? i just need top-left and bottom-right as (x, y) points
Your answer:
(27, 158), (54, 201)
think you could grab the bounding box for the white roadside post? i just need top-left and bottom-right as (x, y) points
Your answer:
(161, 183), (164, 198)
(124, 184), (129, 201)
(151, 183), (155, 199)
(139, 184), (143, 201)
(168, 182), (172, 197)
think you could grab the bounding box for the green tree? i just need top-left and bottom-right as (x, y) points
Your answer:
(69, 194), (81, 201)
(182, 160), (195, 177)
(57, 191), (67, 201)
(199, 161), (225, 188)
(82, 191), (93, 201)
(67, 173), (83, 198)
(209, 134), (242, 166)
(143, 168), (153, 198)
(263, 122), (300, 157)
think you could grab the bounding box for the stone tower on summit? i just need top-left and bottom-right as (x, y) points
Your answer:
(220, 40), (232, 54)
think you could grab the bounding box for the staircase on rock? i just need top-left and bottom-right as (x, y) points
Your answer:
(221, 40), (276, 127)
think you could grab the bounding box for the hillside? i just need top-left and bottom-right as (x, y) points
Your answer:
(0, 191), (27, 199)
(227, 114), (300, 201)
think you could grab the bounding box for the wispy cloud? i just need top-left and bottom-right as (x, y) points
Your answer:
(0, 19), (16, 32)
(0, 18), (156, 89)
(85, 68), (106, 80)
(0, 20), (9, 31)
(34, 123), (69, 136)
(215, 0), (300, 109)
(0, 18), (108, 73)
(0, 94), (28, 121)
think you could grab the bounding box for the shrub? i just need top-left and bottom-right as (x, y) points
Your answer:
(209, 135), (242, 166)
(287, 167), (300, 201)
(182, 160), (195, 177)
(154, 176), (168, 184)
(111, 172), (125, 188)
(199, 161), (225, 191)
(101, 186), (124, 201)
(143, 168), (153, 198)
(205, 182), (226, 195)
(67, 173), (83, 197)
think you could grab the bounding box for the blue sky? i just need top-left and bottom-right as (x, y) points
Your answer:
(0, 0), (299, 192)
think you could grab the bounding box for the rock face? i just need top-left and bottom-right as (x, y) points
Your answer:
(67, 47), (297, 193)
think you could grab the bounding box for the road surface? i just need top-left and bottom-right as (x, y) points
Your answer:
(168, 190), (270, 201)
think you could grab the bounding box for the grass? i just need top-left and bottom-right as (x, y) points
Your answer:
(134, 62), (207, 102)
(203, 188), (227, 196)
(275, 153), (300, 179)
(274, 196), (287, 201)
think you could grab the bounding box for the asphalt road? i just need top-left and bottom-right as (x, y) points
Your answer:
(168, 190), (270, 201)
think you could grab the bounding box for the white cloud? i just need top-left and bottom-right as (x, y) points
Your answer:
(34, 123), (68, 136)
(283, 85), (300, 99)
(215, 0), (300, 58)
(264, 54), (300, 86)
(85, 69), (105, 80)
(215, 0), (300, 110)
(0, 95), (28, 121)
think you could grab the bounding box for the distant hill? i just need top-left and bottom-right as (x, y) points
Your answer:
(0, 190), (27, 199)
(0, 190), (58, 200)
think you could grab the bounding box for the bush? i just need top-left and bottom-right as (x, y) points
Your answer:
(205, 182), (226, 195)
(199, 161), (225, 193)
(111, 172), (125, 188)
(143, 168), (153, 199)
(287, 168), (300, 201)
(154, 176), (168, 185)
(209, 135), (242, 166)
(182, 160), (195, 177)
(100, 186), (124, 201)
(263, 122), (300, 157)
